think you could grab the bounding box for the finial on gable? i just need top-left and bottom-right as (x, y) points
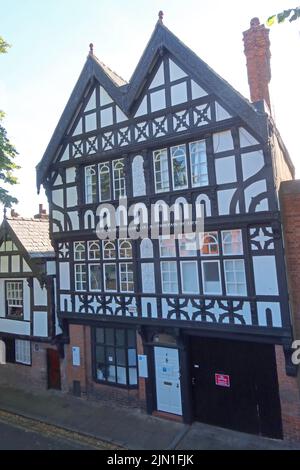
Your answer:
(158, 10), (164, 24)
(89, 43), (94, 55)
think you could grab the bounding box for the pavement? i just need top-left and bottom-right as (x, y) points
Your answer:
(0, 384), (299, 450)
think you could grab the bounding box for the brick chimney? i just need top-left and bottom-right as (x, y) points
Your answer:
(243, 17), (271, 111)
(34, 204), (48, 219)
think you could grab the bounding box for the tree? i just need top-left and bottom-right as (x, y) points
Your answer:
(267, 7), (300, 26)
(0, 35), (19, 208)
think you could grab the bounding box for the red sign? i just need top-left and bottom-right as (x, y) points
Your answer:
(215, 373), (230, 388)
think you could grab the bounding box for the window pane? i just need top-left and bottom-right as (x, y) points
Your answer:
(222, 230), (243, 255)
(127, 330), (136, 348)
(178, 234), (197, 257)
(74, 242), (86, 260)
(116, 329), (125, 346)
(117, 366), (127, 385)
(103, 241), (116, 259)
(113, 159), (126, 199)
(119, 240), (132, 259)
(161, 261), (178, 294)
(153, 149), (169, 193)
(189, 140), (208, 187)
(106, 329), (114, 346)
(107, 365), (116, 383)
(181, 262), (199, 294)
(104, 264), (117, 290)
(128, 348), (137, 366)
(224, 259), (247, 296)
(95, 345), (105, 364)
(171, 145), (188, 189)
(200, 232), (219, 256)
(99, 163), (111, 201)
(202, 261), (221, 294)
(159, 236), (176, 257)
(106, 346), (115, 364)
(116, 348), (126, 366)
(89, 264), (101, 291)
(88, 241), (100, 260)
(95, 328), (104, 344)
(129, 368), (138, 385)
(85, 165), (97, 203)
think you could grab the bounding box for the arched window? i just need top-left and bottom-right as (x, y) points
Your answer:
(99, 163), (111, 201)
(74, 242), (86, 260)
(88, 241), (100, 260)
(200, 232), (219, 256)
(103, 241), (116, 259)
(113, 159), (126, 200)
(189, 140), (208, 187)
(118, 240), (132, 259)
(85, 165), (97, 204)
(171, 145), (188, 189)
(153, 149), (169, 193)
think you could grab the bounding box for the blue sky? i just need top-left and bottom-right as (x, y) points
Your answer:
(1, 0), (299, 216)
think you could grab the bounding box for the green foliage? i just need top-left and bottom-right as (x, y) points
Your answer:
(267, 7), (300, 26)
(0, 35), (19, 208)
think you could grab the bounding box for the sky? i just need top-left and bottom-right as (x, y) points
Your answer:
(0, 0), (299, 217)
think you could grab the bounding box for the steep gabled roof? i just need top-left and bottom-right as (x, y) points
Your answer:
(36, 20), (269, 189)
(2, 218), (54, 259)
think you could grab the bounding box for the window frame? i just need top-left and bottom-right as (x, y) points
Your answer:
(200, 232), (220, 257)
(119, 262), (134, 293)
(5, 280), (24, 319)
(98, 162), (111, 202)
(113, 159), (126, 200)
(103, 263), (118, 292)
(85, 165), (97, 204)
(15, 339), (31, 366)
(180, 260), (199, 295)
(201, 259), (222, 295)
(93, 326), (138, 389)
(75, 263), (87, 291)
(88, 263), (102, 292)
(221, 230), (243, 256)
(170, 144), (188, 191)
(223, 259), (247, 297)
(153, 148), (170, 194)
(189, 139), (209, 188)
(160, 260), (179, 294)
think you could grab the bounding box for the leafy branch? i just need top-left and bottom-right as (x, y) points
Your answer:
(267, 7), (300, 26)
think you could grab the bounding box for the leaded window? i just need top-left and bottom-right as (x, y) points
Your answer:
(94, 327), (137, 387)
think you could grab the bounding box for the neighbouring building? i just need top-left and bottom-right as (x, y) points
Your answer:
(36, 14), (298, 439)
(0, 207), (63, 391)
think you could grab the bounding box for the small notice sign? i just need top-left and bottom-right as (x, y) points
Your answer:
(215, 373), (230, 388)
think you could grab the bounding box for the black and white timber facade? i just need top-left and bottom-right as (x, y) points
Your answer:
(36, 20), (295, 437)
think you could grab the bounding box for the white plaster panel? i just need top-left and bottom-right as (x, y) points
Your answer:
(53, 174), (63, 186)
(66, 167), (76, 184)
(23, 281), (30, 321)
(11, 255), (20, 273)
(213, 131), (234, 153)
(149, 63), (165, 88)
(0, 256), (8, 273)
(66, 186), (78, 208)
(23, 259), (31, 273)
(100, 86), (113, 106)
(68, 211), (79, 231)
(244, 180), (268, 212)
(0, 280), (5, 317)
(33, 311), (48, 337)
(85, 90), (96, 111)
(60, 294), (72, 312)
(241, 150), (264, 181)
(84, 210), (95, 229)
(191, 80), (207, 99)
(59, 262), (70, 290)
(253, 256), (279, 296)
(46, 261), (56, 276)
(52, 189), (64, 208)
(215, 156), (237, 184)
(257, 302), (282, 328)
(132, 155), (146, 197)
(33, 278), (47, 306)
(215, 102), (232, 121)
(101, 107), (113, 127)
(141, 297), (157, 318)
(135, 96), (147, 118)
(85, 113), (97, 132)
(52, 210), (64, 233)
(150, 89), (166, 112)
(171, 82), (187, 106)
(169, 59), (187, 81)
(60, 146), (69, 162)
(239, 127), (259, 147)
(116, 106), (127, 123)
(141, 263), (155, 293)
(140, 239), (154, 258)
(217, 189), (237, 215)
(0, 318), (30, 335)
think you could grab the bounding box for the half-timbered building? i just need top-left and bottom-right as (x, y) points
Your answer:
(36, 16), (296, 438)
(0, 212), (62, 390)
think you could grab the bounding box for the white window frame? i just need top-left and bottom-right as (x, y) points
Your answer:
(74, 241), (86, 261)
(88, 241), (100, 260)
(200, 232), (219, 257)
(221, 230), (243, 256)
(160, 261), (178, 294)
(180, 260), (199, 294)
(201, 260), (222, 295)
(6, 281), (23, 308)
(119, 262), (134, 293)
(159, 235), (176, 258)
(89, 264), (102, 292)
(103, 263), (117, 292)
(118, 240), (132, 259)
(75, 264), (87, 291)
(153, 149), (170, 193)
(15, 339), (31, 365)
(85, 165), (97, 204)
(189, 140), (209, 187)
(113, 159), (126, 200)
(224, 259), (247, 297)
(103, 240), (116, 259)
(171, 145), (188, 190)
(178, 234), (198, 257)
(98, 162), (111, 202)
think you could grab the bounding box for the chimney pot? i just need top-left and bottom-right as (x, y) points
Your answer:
(243, 18), (272, 111)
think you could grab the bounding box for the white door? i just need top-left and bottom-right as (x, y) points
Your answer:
(154, 347), (182, 416)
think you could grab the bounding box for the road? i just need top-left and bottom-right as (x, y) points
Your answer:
(0, 409), (122, 450)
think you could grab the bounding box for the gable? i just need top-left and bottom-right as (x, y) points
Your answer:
(0, 226), (32, 275)
(37, 21), (268, 188)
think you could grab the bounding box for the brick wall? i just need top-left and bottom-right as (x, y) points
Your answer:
(277, 180), (300, 442)
(63, 323), (146, 410)
(0, 340), (59, 391)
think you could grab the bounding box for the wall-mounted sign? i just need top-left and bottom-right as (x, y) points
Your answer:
(138, 354), (148, 378)
(72, 346), (80, 366)
(215, 373), (230, 388)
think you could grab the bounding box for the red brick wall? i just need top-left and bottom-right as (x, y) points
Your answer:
(63, 324), (146, 409)
(277, 180), (300, 442)
(0, 341), (59, 391)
